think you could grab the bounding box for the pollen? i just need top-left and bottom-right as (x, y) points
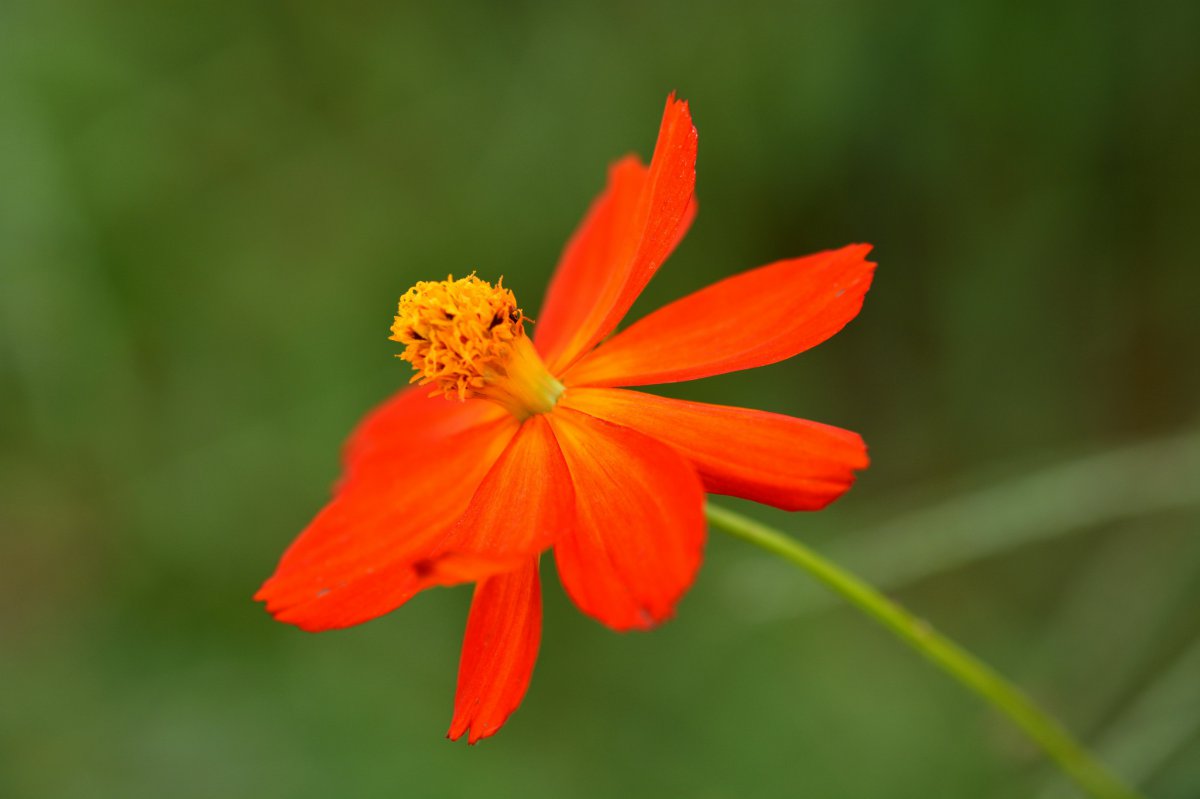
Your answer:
(391, 274), (564, 418)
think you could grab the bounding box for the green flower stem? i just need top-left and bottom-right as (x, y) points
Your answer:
(705, 502), (1143, 799)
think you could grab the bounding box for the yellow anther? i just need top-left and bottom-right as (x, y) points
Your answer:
(390, 274), (564, 419)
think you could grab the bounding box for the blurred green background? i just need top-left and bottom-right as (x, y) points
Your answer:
(3, 1), (1199, 797)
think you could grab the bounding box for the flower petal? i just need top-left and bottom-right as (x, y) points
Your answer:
(448, 559), (542, 744)
(561, 388), (868, 511)
(562, 244), (876, 387)
(535, 94), (698, 374)
(424, 415), (574, 583)
(531, 156), (644, 364)
(547, 407), (706, 631)
(344, 387), (506, 474)
(255, 415), (518, 631)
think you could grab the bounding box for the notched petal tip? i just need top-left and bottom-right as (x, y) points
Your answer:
(448, 561), (542, 745)
(560, 388), (870, 513)
(447, 718), (500, 745)
(535, 93), (699, 373)
(564, 242), (877, 388)
(663, 91), (691, 124)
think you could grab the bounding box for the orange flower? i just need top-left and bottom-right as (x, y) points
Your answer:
(256, 95), (875, 743)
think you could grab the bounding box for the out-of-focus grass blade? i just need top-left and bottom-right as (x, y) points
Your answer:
(1026, 517), (1200, 736)
(1038, 633), (1200, 798)
(723, 426), (1200, 620)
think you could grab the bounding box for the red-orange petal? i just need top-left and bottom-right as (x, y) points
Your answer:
(532, 156), (645, 365)
(535, 95), (698, 374)
(547, 406), (706, 631)
(561, 388), (868, 511)
(448, 559), (542, 744)
(562, 244), (876, 388)
(255, 415), (518, 631)
(343, 387), (506, 474)
(423, 415), (574, 584)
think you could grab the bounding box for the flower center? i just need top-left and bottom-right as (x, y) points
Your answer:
(390, 274), (564, 419)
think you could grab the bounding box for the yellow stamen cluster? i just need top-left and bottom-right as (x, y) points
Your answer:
(390, 274), (564, 419)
